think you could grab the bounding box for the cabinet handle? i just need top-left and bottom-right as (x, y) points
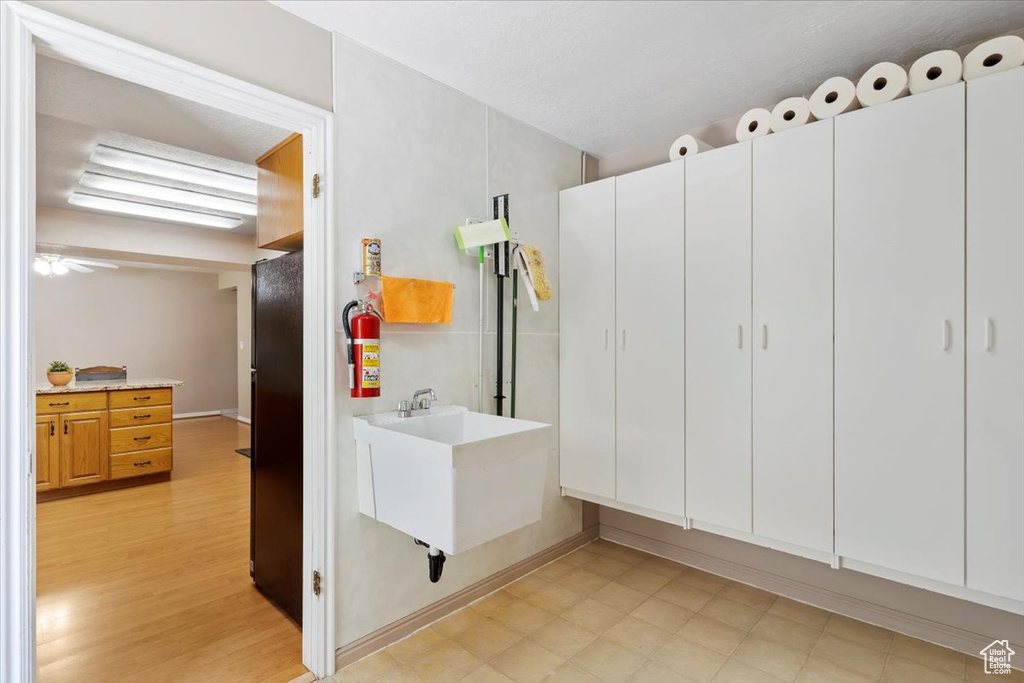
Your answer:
(603, 329), (609, 350)
(49, 401), (69, 407)
(985, 317), (994, 351)
(737, 325), (743, 349)
(133, 436), (151, 442)
(134, 460), (152, 467)
(133, 414), (151, 420)
(63, 420), (68, 435)
(50, 420), (55, 437)
(942, 319), (951, 351)
(620, 329), (626, 351)
(133, 395), (151, 401)
(761, 324), (768, 350)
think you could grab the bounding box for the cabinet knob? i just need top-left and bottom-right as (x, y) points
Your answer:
(133, 395), (151, 401)
(49, 401), (69, 407)
(133, 414), (151, 420)
(985, 317), (994, 351)
(133, 436), (151, 442)
(134, 460), (152, 467)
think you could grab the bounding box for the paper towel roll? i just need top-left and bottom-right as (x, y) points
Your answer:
(964, 35), (1024, 81)
(908, 50), (963, 94)
(856, 62), (910, 107)
(736, 108), (772, 141)
(809, 76), (860, 119)
(770, 97), (815, 132)
(669, 134), (716, 161)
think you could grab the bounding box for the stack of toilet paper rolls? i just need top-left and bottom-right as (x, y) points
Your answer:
(723, 34), (1024, 145)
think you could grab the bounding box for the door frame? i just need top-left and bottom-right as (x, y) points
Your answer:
(0, 2), (337, 680)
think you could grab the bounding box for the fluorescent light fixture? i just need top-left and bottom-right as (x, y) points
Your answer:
(89, 145), (257, 197)
(78, 172), (257, 216)
(68, 193), (244, 229)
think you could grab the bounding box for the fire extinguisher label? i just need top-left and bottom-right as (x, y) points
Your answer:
(361, 343), (380, 388)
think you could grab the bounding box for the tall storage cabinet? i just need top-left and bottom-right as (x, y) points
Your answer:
(751, 121), (834, 553)
(834, 84), (966, 585)
(615, 163), (686, 516)
(685, 142), (753, 533)
(966, 68), (1024, 601)
(559, 178), (617, 500)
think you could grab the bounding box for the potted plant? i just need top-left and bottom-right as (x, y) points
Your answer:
(46, 360), (73, 387)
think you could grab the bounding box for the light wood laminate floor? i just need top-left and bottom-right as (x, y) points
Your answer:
(37, 416), (306, 683)
(331, 540), (1015, 683)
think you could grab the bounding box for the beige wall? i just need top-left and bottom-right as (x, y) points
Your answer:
(334, 35), (583, 647)
(35, 265), (237, 415)
(218, 271), (252, 421)
(38, 206), (280, 271)
(24, 0), (333, 112)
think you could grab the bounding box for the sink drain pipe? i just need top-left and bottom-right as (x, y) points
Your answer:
(414, 539), (446, 583)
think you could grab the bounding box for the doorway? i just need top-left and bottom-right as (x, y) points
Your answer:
(0, 3), (336, 680)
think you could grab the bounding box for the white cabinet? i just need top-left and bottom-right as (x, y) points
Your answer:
(834, 84), (965, 585)
(685, 142), (753, 533)
(751, 121), (834, 553)
(615, 163), (686, 517)
(966, 68), (1024, 601)
(559, 177), (616, 500)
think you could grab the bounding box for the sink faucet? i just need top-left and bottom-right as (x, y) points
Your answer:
(413, 388), (436, 410)
(398, 388), (437, 418)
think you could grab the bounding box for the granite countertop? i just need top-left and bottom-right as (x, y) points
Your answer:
(36, 378), (184, 395)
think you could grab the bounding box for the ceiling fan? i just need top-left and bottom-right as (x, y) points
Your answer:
(34, 253), (119, 276)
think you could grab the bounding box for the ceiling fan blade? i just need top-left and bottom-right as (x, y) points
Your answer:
(62, 261), (94, 273)
(64, 258), (118, 269)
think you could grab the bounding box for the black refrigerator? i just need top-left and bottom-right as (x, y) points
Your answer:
(251, 250), (303, 624)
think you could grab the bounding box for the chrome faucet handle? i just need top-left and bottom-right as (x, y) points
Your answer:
(397, 400), (412, 418)
(412, 388), (436, 410)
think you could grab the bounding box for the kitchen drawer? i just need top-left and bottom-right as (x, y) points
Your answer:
(36, 391), (107, 415)
(108, 387), (172, 409)
(110, 423), (172, 454)
(109, 405), (172, 428)
(109, 448), (172, 479)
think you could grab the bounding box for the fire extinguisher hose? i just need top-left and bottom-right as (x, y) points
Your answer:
(342, 300), (360, 389)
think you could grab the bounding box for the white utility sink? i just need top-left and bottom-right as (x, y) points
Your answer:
(353, 405), (550, 554)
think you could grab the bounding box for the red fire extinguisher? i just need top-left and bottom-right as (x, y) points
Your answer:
(344, 300), (381, 398)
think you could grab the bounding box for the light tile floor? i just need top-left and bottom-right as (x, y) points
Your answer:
(329, 540), (1023, 683)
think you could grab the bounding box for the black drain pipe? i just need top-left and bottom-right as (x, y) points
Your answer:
(414, 539), (446, 583)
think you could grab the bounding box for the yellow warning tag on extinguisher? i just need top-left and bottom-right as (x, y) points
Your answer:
(361, 343), (380, 388)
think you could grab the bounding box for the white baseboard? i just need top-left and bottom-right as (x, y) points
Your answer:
(599, 524), (1021, 659)
(219, 409), (250, 424)
(173, 410), (227, 420)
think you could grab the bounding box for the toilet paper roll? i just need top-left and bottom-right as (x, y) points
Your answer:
(736, 108), (772, 141)
(669, 134), (716, 161)
(856, 62), (910, 107)
(770, 97), (815, 132)
(964, 35), (1024, 81)
(809, 76), (860, 119)
(908, 50), (963, 94)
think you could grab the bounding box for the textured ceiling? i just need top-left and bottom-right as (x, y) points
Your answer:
(272, 0), (1024, 156)
(36, 56), (290, 235)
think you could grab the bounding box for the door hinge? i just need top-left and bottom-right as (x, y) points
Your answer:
(312, 173), (321, 199)
(313, 569), (322, 597)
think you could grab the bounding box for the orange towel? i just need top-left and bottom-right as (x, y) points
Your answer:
(380, 276), (454, 324)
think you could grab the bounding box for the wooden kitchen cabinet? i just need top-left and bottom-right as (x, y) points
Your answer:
(35, 414), (60, 492)
(256, 133), (304, 251)
(60, 410), (109, 488)
(36, 382), (177, 498)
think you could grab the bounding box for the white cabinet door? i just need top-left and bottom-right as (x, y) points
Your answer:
(752, 121), (834, 553)
(559, 179), (616, 499)
(685, 142), (753, 532)
(966, 68), (1024, 601)
(834, 85), (965, 585)
(616, 163), (686, 516)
